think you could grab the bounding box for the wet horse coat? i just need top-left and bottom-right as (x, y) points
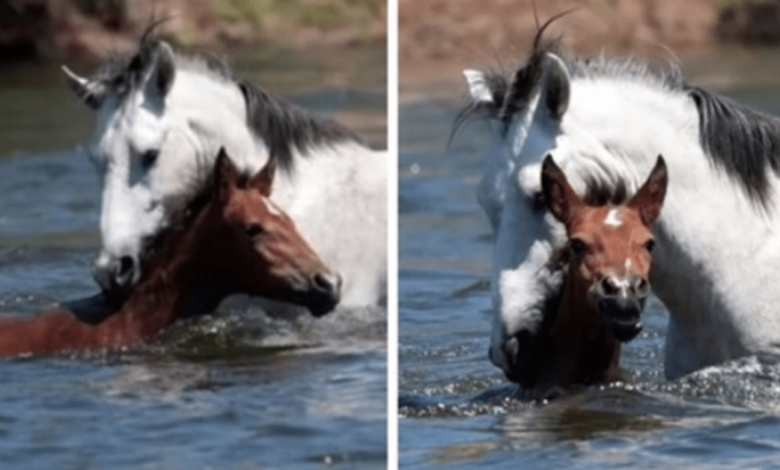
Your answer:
(462, 24), (780, 381)
(0, 150), (338, 357)
(63, 34), (385, 308)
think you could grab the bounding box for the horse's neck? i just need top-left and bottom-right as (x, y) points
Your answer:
(569, 78), (780, 378)
(0, 204), (217, 358)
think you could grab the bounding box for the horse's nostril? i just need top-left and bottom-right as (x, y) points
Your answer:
(115, 256), (135, 285)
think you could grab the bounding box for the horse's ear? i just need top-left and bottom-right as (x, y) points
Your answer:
(214, 148), (238, 205)
(62, 65), (106, 109)
(464, 69), (495, 104)
(250, 154), (276, 197)
(628, 156), (668, 226)
(541, 53), (570, 122)
(500, 52), (570, 126)
(145, 41), (176, 102)
(541, 155), (582, 224)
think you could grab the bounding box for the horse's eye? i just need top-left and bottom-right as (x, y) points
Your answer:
(531, 192), (546, 213)
(244, 224), (263, 237)
(141, 149), (159, 169)
(568, 238), (588, 258)
(644, 239), (656, 253)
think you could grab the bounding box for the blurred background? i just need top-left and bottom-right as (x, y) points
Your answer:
(0, 0), (385, 62)
(400, 0), (780, 97)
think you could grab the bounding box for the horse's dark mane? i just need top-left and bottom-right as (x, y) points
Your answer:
(92, 30), (362, 174)
(688, 86), (780, 206)
(456, 16), (780, 208)
(239, 81), (363, 173)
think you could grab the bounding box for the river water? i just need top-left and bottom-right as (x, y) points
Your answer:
(0, 45), (386, 469)
(399, 57), (780, 469)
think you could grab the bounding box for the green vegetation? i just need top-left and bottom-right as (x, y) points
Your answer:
(209, 0), (384, 33)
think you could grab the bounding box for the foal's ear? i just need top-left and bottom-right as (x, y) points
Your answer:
(628, 155), (668, 226)
(250, 154), (276, 197)
(214, 148), (239, 205)
(541, 155), (583, 224)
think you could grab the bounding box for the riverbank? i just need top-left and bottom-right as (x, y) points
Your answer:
(0, 0), (386, 64)
(399, 0), (780, 102)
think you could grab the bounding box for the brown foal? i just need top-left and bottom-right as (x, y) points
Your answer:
(0, 149), (340, 357)
(527, 155), (667, 396)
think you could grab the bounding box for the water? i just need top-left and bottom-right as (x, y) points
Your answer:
(399, 78), (780, 468)
(0, 45), (386, 469)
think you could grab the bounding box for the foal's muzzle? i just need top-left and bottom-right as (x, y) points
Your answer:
(595, 275), (649, 342)
(305, 271), (342, 317)
(92, 253), (139, 303)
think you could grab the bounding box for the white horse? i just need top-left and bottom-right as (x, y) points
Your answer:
(63, 34), (386, 308)
(461, 29), (780, 381)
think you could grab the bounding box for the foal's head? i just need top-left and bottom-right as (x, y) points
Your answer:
(185, 149), (342, 317)
(542, 156), (668, 343)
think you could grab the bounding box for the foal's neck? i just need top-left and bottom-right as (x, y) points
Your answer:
(546, 267), (622, 387)
(119, 208), (221, 331)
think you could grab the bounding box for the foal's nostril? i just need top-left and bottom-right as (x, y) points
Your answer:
(633, 277), (650, 297)
(599, 277), (620, 296)
(313, 272), (342, 295)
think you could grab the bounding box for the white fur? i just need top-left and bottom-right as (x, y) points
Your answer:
(88, 64), (386, 307)
(463, 69), (494, 103)
(604, 208), (622, 227)
(470, 53), (780, 380)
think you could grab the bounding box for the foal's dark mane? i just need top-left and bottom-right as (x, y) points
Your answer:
(455, 18), (780, 209)
(90, 30), (363, 174)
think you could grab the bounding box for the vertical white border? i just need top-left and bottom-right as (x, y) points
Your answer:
(386, 0), (399, 468)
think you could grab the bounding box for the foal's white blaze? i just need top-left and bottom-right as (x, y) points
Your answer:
(604, 208), (623, 227)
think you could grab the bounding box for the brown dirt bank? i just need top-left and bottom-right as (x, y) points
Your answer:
(400, 0), (721, 100)
(1, 0), (386, 64)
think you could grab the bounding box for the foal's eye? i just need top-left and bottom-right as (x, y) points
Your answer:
(140, 149), (159, 169)
(244, 224), (263, 237)
(568, 238), (588, 258)
(644, 239), (656, 253)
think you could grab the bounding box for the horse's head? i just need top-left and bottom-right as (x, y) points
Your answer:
(542, 155), (667, 343)
(461, 34), (671, 384)
(63, 36), (258, 299)
(195, 149), (341, 317)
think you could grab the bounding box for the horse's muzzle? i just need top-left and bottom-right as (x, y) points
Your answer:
(490, 330), (542, 388)
(92, 254), (139, 304)
(304, 271), (342, 317)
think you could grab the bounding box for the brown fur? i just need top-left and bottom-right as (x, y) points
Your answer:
(0, 149), (337, 358)
(531, 156), (667, 395)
